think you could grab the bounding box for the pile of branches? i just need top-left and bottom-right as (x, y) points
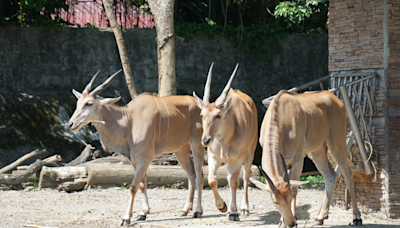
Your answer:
(0, 145), (132, 192)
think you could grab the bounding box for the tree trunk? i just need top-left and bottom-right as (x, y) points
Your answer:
(147, 0), (176, 97)
(0, 149), (48, 174)
(102, 0), (138, 99)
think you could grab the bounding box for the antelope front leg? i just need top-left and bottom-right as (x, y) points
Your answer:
(208, 155), (226, 213)
(227, 162), (242, 221)
(241, 152), (254, 216)
(137, 175), (150, 221)
(191, 143), (205, 218)
(289, 156), (304, 221)
(121, 159), (151, 227)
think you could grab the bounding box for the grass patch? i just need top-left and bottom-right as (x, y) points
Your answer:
(300, 175), (325, 189)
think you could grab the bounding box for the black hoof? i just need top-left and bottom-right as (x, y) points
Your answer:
(136, 215), (147, 221)
(353, 218), (363, 226)
(314, 218), (324, 226)
(229, 213), (240, 221)
(218, 203), (228, 213)
(193, 212), (203, 218)
(120, 219), (130, 227)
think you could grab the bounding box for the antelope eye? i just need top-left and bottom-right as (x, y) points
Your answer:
(86, 102), (93, 106)
(200, 114), (203, 118)
(216, 113), (222, 118)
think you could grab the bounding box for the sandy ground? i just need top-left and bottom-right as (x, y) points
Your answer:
(0, 186), (398, 228)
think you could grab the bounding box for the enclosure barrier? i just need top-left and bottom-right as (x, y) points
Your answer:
(262, 73), (377, 175)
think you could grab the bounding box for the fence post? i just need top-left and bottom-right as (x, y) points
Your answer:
(339, 86), (373, 175)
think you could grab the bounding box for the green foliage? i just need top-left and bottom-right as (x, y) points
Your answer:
(167, 181), (186, 189)
(299, 174), (325, 189)
(33, 177), (39, 189)
(260, 175), (266, 184)
(0, 0), (70, 27)
(120, 182), (131, 189)
(274, 0), (329, 33)
(85, 22), (97, 28)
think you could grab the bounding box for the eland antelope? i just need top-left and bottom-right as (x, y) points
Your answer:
(250, 90), (362, 227)
(67, 70), (206, 226)
(193, 63), (258, 221)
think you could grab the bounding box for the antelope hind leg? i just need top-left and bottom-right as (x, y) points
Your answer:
(174, 142), (196, 216)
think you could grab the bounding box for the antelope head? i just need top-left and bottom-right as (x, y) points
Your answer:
(250, 154), (308, 228)
(67, 70), (122, 132)
(193, 63), (238, 146)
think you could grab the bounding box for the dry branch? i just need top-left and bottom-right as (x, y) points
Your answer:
(17, 155), (61, 171)
(0, 159), (55, 185)
(65, 145), (93, 166)
(43, 154), (62, 164)
(0, 149), (48, 174)
(78, 155), (131, 166)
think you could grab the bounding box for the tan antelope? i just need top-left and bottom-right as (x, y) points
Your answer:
(193, 63), (258, 221)
(67, 70), (206, 226)
(250, 90), (362, 227)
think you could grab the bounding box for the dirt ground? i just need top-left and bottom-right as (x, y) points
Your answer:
(0, 186), (399, 228)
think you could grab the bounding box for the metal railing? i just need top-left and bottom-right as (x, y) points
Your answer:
(262, 73), (377, 175)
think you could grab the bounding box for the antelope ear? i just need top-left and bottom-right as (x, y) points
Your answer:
(99, 97), (121, 106)
(250, 177), (274, 194)
(193, 91), (204, 109)
(223, 96), (233, 111)
(289, 180), (309, 187)
(72, 89), (82, 99)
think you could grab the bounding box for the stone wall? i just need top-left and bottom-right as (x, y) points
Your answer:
(329, 0), (400, 218)
(0, 27), (328, 168)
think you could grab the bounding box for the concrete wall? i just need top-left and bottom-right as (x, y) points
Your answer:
(0, 26), (328, 168)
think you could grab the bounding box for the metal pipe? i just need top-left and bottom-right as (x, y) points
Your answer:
(262, 75), (331, 106)
(263, 73), (376, 107)
(328, 74), (376, 93)
(339, 86), (374, 175)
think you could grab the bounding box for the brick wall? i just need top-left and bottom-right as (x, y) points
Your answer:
(329, 0), (384, 71)
(329, 0), (400, 218)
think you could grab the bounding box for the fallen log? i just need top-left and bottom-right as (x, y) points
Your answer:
(0, 149), (48, 174)
(38, 166), (87, 189)
(58, 178), (87, 192)
(65, 145), (93, 166)
(11, 170), (37, 182)
(86, 163), (260, 187)
(0, 159), (55, 185)
(86, 163), (134, 186)
(77, 156), (131, 166)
